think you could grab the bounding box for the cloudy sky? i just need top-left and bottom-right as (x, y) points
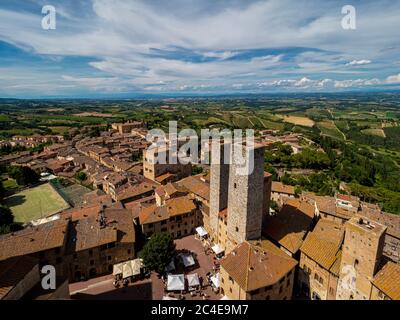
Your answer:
(1, 0), (400, 97)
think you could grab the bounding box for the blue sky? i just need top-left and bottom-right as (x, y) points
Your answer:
(0, 0), (400, 97)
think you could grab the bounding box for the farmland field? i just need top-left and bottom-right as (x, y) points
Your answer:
(361, 128), (386, 137)
(4, 183), (70, 223)
(282, 115), (315, 127)
(317, 120), (345, 140)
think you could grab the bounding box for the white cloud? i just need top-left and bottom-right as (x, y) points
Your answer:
(346, 60), (372, 66)
(385, 73), (400, 84)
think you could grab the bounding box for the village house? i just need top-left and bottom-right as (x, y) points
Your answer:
(271, 181), (296, 202)
(65, 208), (135, 282)
(220, 240), (297, 300)
(139, 193), (200, 239)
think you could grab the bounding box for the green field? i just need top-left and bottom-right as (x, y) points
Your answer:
(5, 183), (70, 223)
(317, 120), (345, 140)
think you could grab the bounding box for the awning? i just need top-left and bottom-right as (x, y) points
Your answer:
(162, 296), (178, 300)
(167, 274), (185, 291)
(130, 259), (143, 276)
(122, 262), (134, 279)
(220, 295), (231, 300)
(179, 253), (195, 268)
(210, 273), (220, 288)
(165, 259), (175, 273)
(113, 263), (124, 276)
(212, 244), (224, 255)
(186, 273), (200, 288)
(195, 226), (208, 237)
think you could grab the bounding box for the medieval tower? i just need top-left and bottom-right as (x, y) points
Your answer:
(226, 144), (265, 250)
(209, 143), (230, 242)
(336, 215), (387, 300)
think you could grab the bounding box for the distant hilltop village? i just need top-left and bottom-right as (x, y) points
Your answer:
(0, 121), (399, 300)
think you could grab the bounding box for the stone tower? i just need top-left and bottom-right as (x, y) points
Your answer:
(226, 144), (265, 249)
(209, 143), (230, 242)
(336, 215), (387, 300)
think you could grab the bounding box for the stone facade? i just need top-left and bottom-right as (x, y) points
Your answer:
(336, 216), (387, 300)
(226, 145), (265, 248)
(209, 143), (230, 242)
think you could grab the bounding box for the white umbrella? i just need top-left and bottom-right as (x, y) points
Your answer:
(186, 273), (200, 288)
(167, 274), (185, 291)
(195, 226), (208, 237)
(113, 263), (123, 276)
(179, 253), (195, 268)
(122, 262), (134, 279)
(130, 259), (143, 276)
(212, 244), (224, 255)
(210, 273), (220, 288)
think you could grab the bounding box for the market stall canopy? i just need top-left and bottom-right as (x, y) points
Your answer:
(130, 258), (143, 276)
(122, 262), (134, 279)
(210, 273), (220, 288)
(179, 253), (195, 268)
(186, 273), (200, 288)
(162, 296), (178, 300)
(220, 295), (231, 300)
(212, 244), (224, 255)
(195, 226), (208, 237)
(113, 263), (124, 276)
(167, 274), (185, 291)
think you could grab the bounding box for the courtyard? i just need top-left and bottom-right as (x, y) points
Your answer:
(69, 235), (222, 300)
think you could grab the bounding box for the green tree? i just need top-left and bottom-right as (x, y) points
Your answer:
(8, 166), (39, 186)
(75, 171), (87, 182)
(192, 166), (204, 175)
(140, 232), (176, 274)
(0, 205), (13, 227)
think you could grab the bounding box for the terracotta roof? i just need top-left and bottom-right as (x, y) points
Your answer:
(373, 262), (400, 300)
(139, 195), (196, 224)
(359, 206), (400, 238)
(116, 182), (156, 201)
(271, 182), (295, 195)
(164, 183), (188, 198)
(221, 240), (297, 292)
(300, 219), (344, 272)
(155, 172), (175, 183)
(167, 196), (196, 217)
(176, 175), (210, 201)
(0, 218), (69, 261)
(0, 256), (38, 299)
(68, 208), (134, 253)
(263, 199), (314, 254)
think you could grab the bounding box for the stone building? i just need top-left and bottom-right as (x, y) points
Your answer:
(0, 218), (71, 279)
(139, 194), (201, 239)
(65, 208), (136, 282)
(370, 262), (400, 300)
(271, 182), (295, 202)
(112, 121), (144, 134)
(298, 219), (344, 300)
(220, 240), (297, 300)
(226, 144), (265, 252)
(143, 146), (192, 184)
(336, 215), (387, 300)
(264, 198), (315, 258)
(209, 143), (230, 242)
(0, 256), (40, 300)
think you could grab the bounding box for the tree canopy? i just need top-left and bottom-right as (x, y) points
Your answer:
(140, 232), (176, 275)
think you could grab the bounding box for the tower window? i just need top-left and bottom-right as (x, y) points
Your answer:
(236, 227), (239, 232)
(234, 183), (237, 189)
